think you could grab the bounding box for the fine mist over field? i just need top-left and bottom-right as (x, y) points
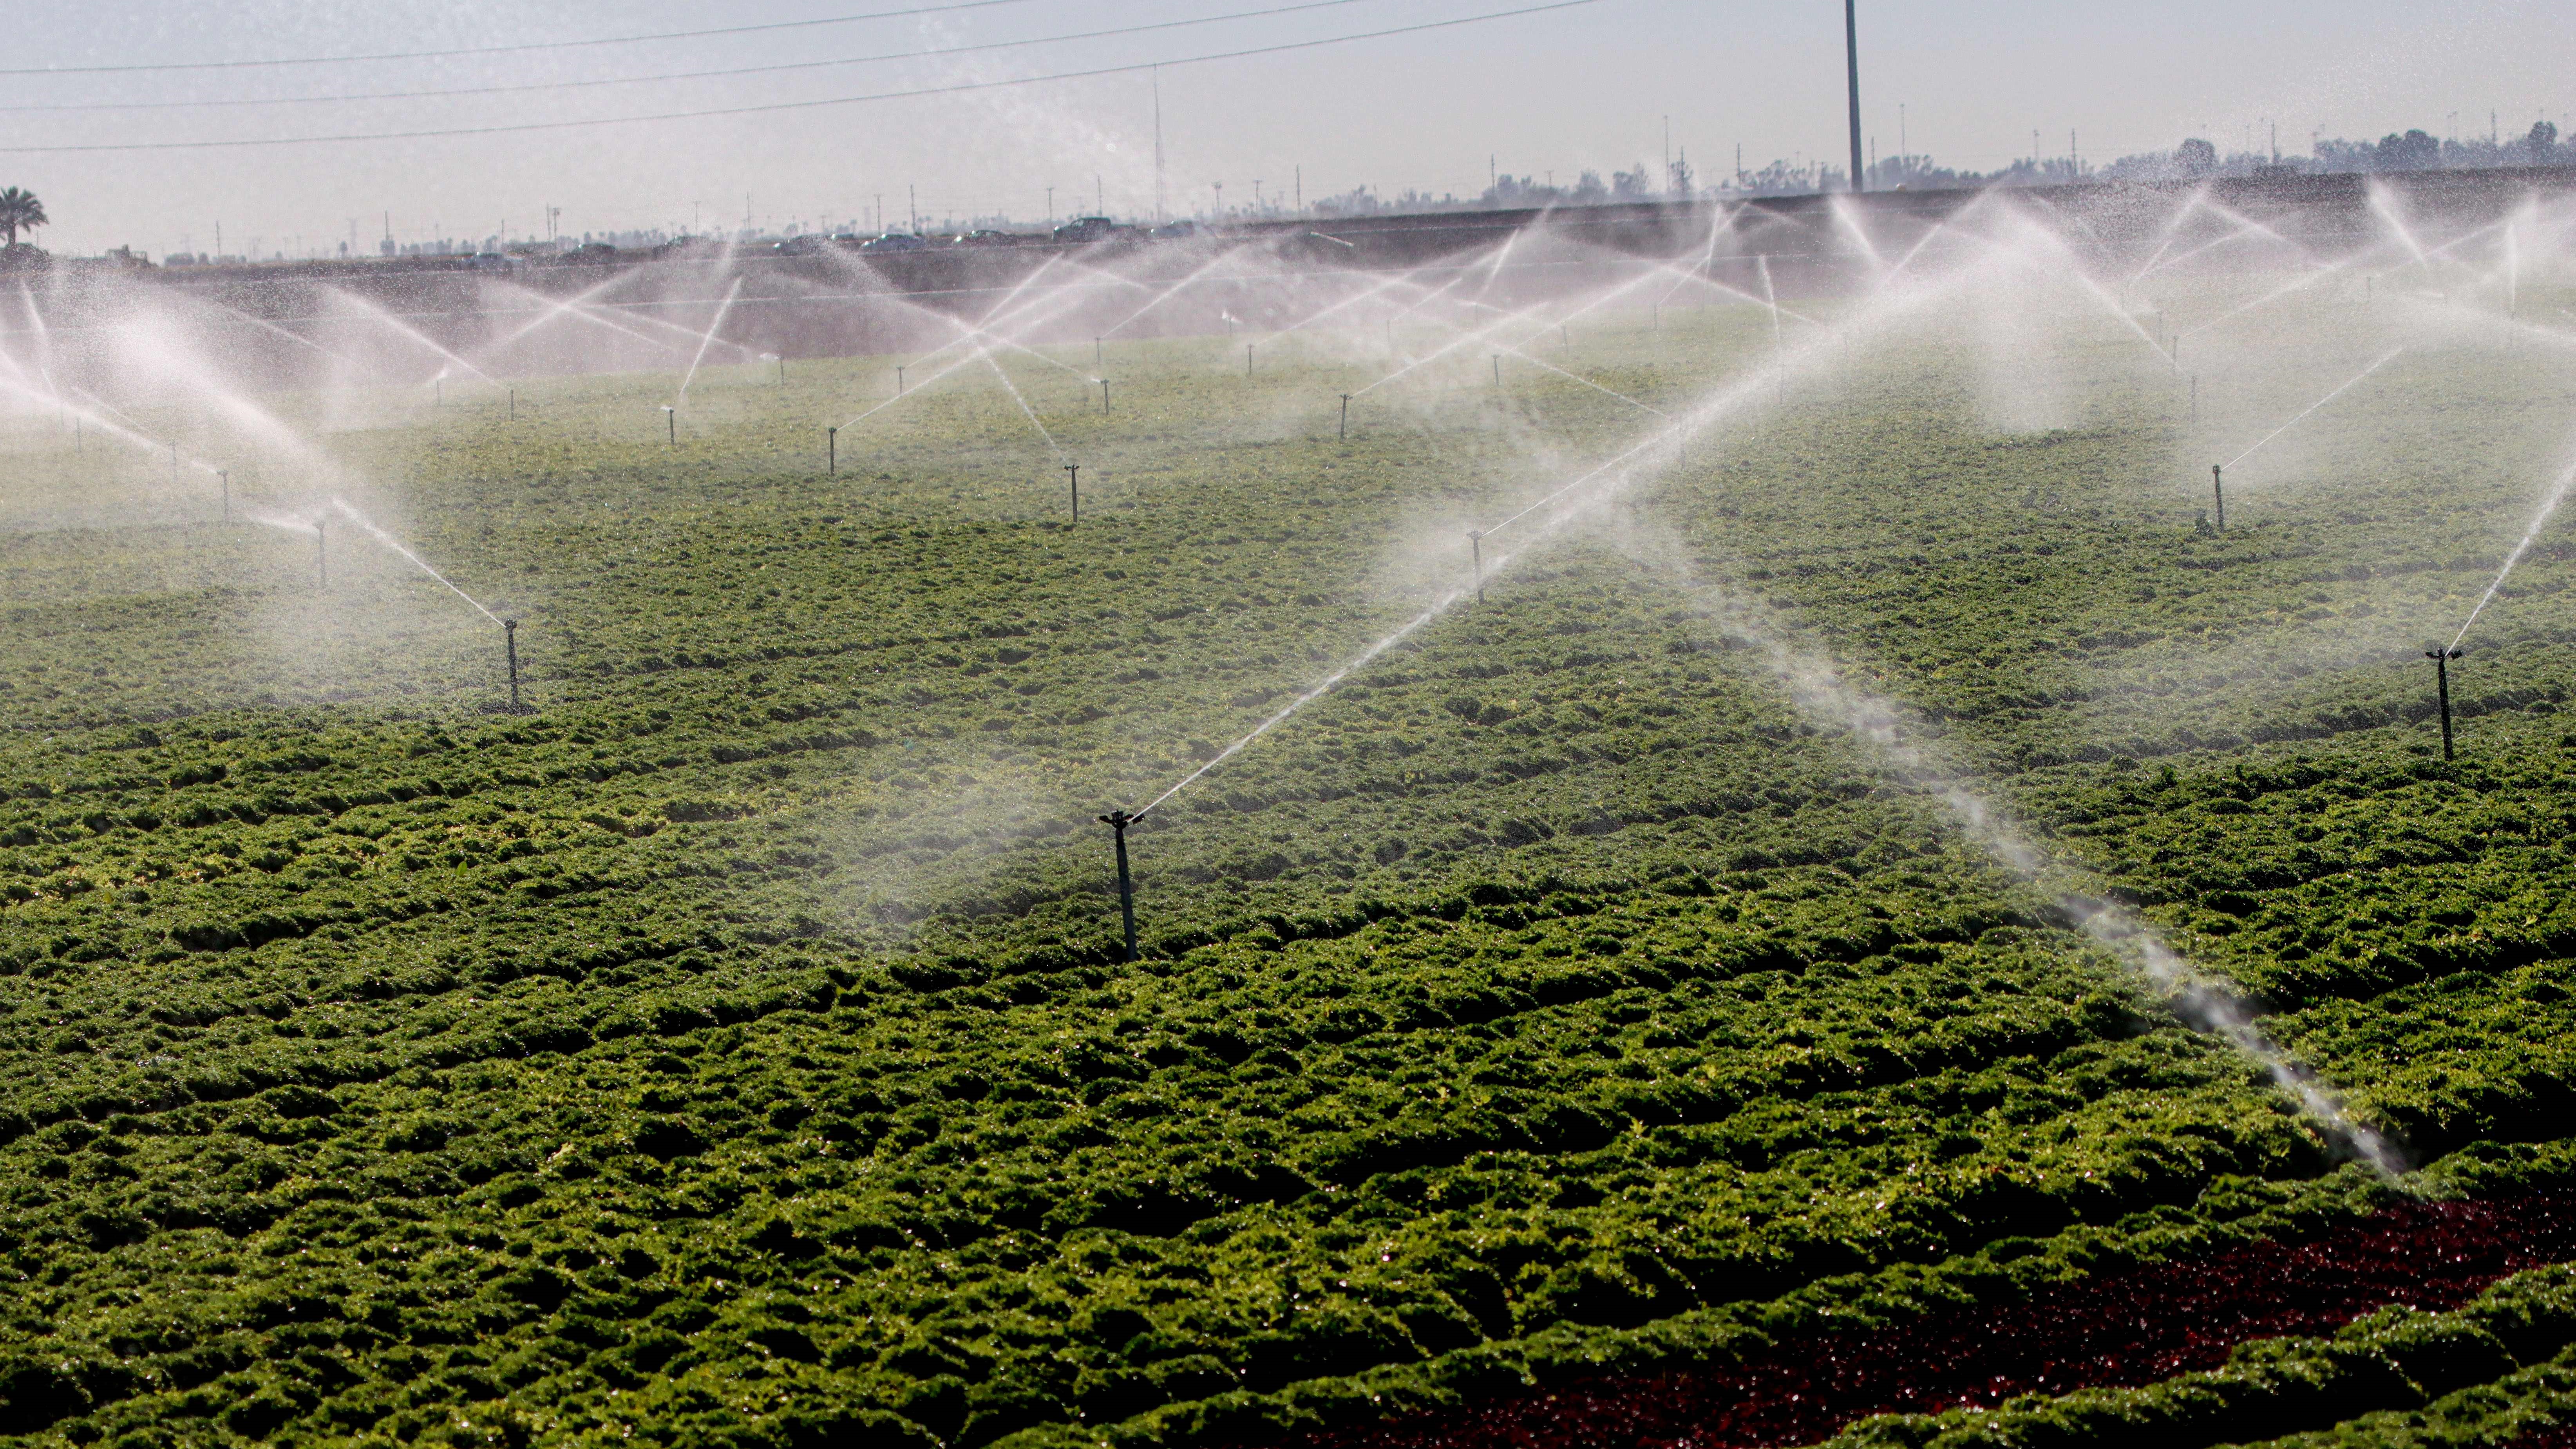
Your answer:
(3, 170), (2576, 1449)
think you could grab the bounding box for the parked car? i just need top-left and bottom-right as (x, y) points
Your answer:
(772, 235), (835, 255)
(858, 232), (929, 253)
(950, 229), (1022, 247)
(1050, 216), (1132, 244)
(1149, 220), (1203, 240)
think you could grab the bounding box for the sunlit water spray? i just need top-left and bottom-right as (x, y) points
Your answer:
(327, 498), (505, 624)
(320, 287), (501, 390)
(1102, 234), (2404, 1167)
(2220, 348), (2406, 470)
(973, 346), (1069, 465)
(1127, 238), (1987, 825)
(2450, 448), (2576, 649)
(674, 277), (747, 408)
(1635, 539), (2401, 1174)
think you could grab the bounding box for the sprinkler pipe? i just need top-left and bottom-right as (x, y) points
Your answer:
(827, 426), (837, 475)
(1101, 378), (1111, 415)
(1066, 463), (1081, 523)
(2428, 647), (2463, 759)
(1098, 810), (1140, 962)
(1339, 394), (1351, 440)
(2211, 464), (2225, 530)
(505, 619), (524, 711)
(1469, 529), (1485, 604)
(314, 517), (328, 590)
(219, 470), (229, 521)
(661, 406), (675, 445)
(896, 366), (905, 396)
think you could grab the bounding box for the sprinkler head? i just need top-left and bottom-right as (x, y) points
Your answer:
(2427, 647), (2462, 661)
(1098, 809), (1137, 831)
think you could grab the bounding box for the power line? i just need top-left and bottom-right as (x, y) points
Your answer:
(0, 0), (1388, 113)
(0, 0), (1053, 76)
(0, 0), (1605, 153)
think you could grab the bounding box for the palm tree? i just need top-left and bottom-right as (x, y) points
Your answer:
(0, 188), (48, 248)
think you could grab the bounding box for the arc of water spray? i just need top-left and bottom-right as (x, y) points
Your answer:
(1122, 233), (2401, 1167)
(319, 287), (503, 389)
(674, 277), (747, 406)
(1643, 544), (2397, 1173)
(2219, 348), (2405, 471)
(1131, 587), (1460, 820)
(478, 274), (683, 359)
(1352, 249), (1682, 399)
(1095, 244), (1257, 340)
(327, 498), (504, 624)
(972, 346), (1069, 463)
(2449, 449), (2576, 650)
(1130, 236), (1984, 826)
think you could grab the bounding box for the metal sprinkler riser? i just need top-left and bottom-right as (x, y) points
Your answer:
(2427, 647), (2464, 760)
(505, 619), (524, 711)
(1098, 810), (1140, 963)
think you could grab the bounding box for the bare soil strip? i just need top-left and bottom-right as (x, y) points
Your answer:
(1287, 1194), (2576, 1449)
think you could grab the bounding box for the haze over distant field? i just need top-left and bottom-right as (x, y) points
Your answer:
(4, 0), (2571, 258)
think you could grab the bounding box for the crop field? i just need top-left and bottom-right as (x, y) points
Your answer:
(2, 225), (2576, 1449)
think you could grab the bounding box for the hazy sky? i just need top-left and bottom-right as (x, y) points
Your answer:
(5, 0), (2569, 257)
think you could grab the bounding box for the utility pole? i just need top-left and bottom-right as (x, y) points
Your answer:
(1153, 67), (1166, 225)
(1844, 0), (1865, 192)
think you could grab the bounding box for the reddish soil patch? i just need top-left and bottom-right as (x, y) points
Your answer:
(1288, 1194), (2576, 1449)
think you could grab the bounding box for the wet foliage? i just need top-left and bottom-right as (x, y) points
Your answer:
(0, 289), (2572, 1446)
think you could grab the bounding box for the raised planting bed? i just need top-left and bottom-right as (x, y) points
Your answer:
(1284, 1194), (2576, 1449)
